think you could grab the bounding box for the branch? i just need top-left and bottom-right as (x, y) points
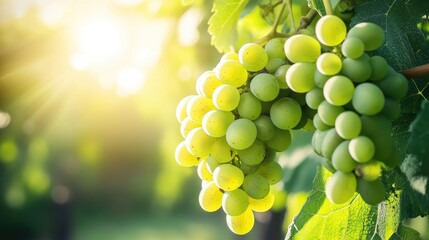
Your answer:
(400, 64), (429, 79)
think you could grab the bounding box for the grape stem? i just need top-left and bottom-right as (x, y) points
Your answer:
(297, 9), (317, 32)
(323, 0), (333, 15)
(255, 0), (288, 45)
(400, 63), (429, 78)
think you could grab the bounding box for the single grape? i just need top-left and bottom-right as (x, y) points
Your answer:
(253, 115), (276, 141)
(222, 188), (249, 216)
(175, 141), (200, 167)
(325, 171), (357, 204)
(265, 37), (286, 59)
(316, 53), (342, 75)
(354, 161), (382, 181)
(196, 71), (222, 98)
(198, 159), (213, 181)
(185, 127), (215, 158)
(255, 160), (283, 185)
(323, 75), (354, 106)
(250, 73), (280, 102)
(315, 15), (347, 46)
(239, 43), (268, 72)
(266, 58), (286, 73)
(221, 52), (239, 62)
(226, 207), (254, 235)
(266, 128), (292, 152)
(321, 128), (343, 159)
(210, 137), (235, 163)
(212, 84), (240, 111)
(274, 65), (291, 89)
(213, 164), (244, 191)
(357, 178), (386, 205)
(317, 100), (344, 126)
(306, 88), (324, 110)
(180, 116), (201, 138)
(313, 113), (330, 131)
(242, 173), (270, 199)
(369, 56), (389, 81)
(347, 22), (385, 51)
(237, 139), (266, 166)
(312, 130), (327, 156)
(349, 136), (375, 163)
(286, 62), (316, 93)
(341, 57), (372, 83)
(249, 190), (275, 212)
(199, 181), (224, 212)
(237, 92), (262, 120)
(332, 141), (357, 172)
(284, 34), (321, 63)
(335, 111), (362, 139)
(352, 83), (385, 116)
(216, 60), (248, 87)
(377, 67), (409, 101)
(341, 37), (364, 59)
(270, 97), (302, 130)
(186, 95), (216, 124)
(202, 110), (235, 137)
(176, 95), (194, 123)
(226, 119), (257, 150)
(314, 69), (331, 88)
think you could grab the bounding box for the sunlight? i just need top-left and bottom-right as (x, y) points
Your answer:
(116, 67), (146, 96)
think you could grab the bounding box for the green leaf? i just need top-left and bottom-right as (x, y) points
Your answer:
(240, 0), (262, 18)
(307, 0), (326, 15)
(208, 0), (249, 53)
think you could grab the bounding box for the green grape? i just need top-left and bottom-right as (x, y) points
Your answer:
(347, 22), (385, 51)
(266, 58), (286, 73)
(325, 171), (357, 204)
(360, 115), (393, 161)
(210, 137), (235, 163)
(314, 69), (331, 89)
(352, 83), (385, 116)
(175, 141), (200, 167)
(249, 190), (274, 212)
(316, 53), (342, 75)
(341, 57), (372, 83)
(357, 178), (386, 205)
(253, 115), (276, 141)
(240, 162), (259, 175)
(238, 42), (268, 72)
(198, 159), (213, 181)
(377, 67), (409, 101)
(222, 188), (249, 216)
(332, 141), (357, 172)
(216, 60), (249, 87)
(221, 52), (239, 62)
(255, 160), (283, 185)
(318, 100), (344, 126)
(226, 119), (257, 150)
(197, 71), (223, 98)
(341, 37), (364, 59)
(213, 164), (244, 191)
(250, 73), (280, 102)
(206, 156), (223, 173)
(306, 88), (325, 110)
(265, 38), (286, 59)
(180, 116), (201, 138)
(335, 111), (362, 139)
(369, 56), (389, 81)
(186, 95), (216, 124)
(237, 92), (262, 120)
(284, 34), (321, 63)
(199, 181), (224, 212)
(321, 128), (343, 159)
(242, 173), (270, 199)
(274, 65), (291, 89)
(381, 97), (401, 120)
(237, 139), (266, 166)
(349, 136), (375, 163)
(315, 15), (347, 46)
(312, 130), (327, 156)
(286, 62), (316, 93)
(176, 95), (194, 123)
(313, 113), (330, 131)
(226, 207), (254, 235)
(185, 127), (215, 158)
(266, 128), (292, 152)
(323, 75), (354, 106)
(202, 110), (234, 137)
(288, 91), (307, 106)
(355, 161), (382, 181)
(292, 108), (309, 130)
(270, 97), (302, 130)
(212, 84), (240, 111)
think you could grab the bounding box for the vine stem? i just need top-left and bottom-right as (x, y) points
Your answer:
(323, 0), (333, 15)
(401, 63), (429, 78)
(255, 0), (289, 45)
(297, 9), (317, 32)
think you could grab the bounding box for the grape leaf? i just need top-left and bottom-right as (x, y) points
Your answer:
(241, 0), (262, 18)
(208, 0), (249, 53)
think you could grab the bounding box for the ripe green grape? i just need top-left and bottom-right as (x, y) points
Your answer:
(312, 113), (330, 131)
(210, 137), (235, 163)
(202, 110), (234, 137)
(237, 93), (262, 120)
(355, 161), (382, 181)
(266, 128), (292, 152)
(176, 95), (194, 123)
(221, 52), (239, 62)
(312, 130), (326, 156)
(240, 162), (259, 175)
(332, 141), (357, 172)
(206, 156), (223, 173)
(317, 100), (344, 126)
(315, 15), (347, 46)
(213, 164), (244, 191)
(226, 207), (254, 235)
(216, 60), (249, 87)
(226, 119), (257, 150)
(347, 22), (385, 51)
(316, 53), (342, 75)
(255, 160), (283, 185)
(266, 58), (286, 74)
(360, 115), (393, 161)
(186, 127), (215, 158)
(199, 181), (223, 212)
(349, 136), (375, 163)
(239, 43), (268, 72)
(253, 115), (276, 141)
(335, 111), (362, 139)
(198, 159), (213, 181)
(180, 116), (201, 138)
(341, 57), (372, 83)
(323, 75), (354, 106)
(357, 178), (386, 205)
(325, 171), (357, 204)
(186, 95), (216, 124)
(381, 97), (401, 120)
(314, 69), (331, 89)
(377, 67), (409, 101)
(265, 38), (286, 59)
(274, 64), (291, 89)
(306, 88), (325, 110)
(369, 56), (389, 81)
(341, 37), (364, 59)
(270, 97), (302, 130)
(321, 128), (343, 159)
(250, 73), (280, 102)
(284, 34), (321, 63)
(222, 188), (249, 216)
(352, 83), (385, 116)
(286, 62), (316, 93)
(175, 141), (200, 167)
(212, 84), (240, 111)
(248, 191), (275, 212)
(237, 139), (266, 166)
(242, 173), (270, 199)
